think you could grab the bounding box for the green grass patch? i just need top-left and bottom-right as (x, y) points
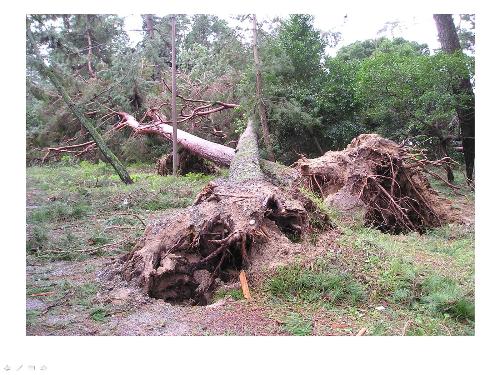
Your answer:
(420, 275), (474, 320)
(379, 258), (420, 305)
(26, 224), (49, 252)
(29, 201), (91, 223)
(283, 312), (313, 336)
(90, 307), (110, 322)
(74, 282), (99, 307)
(26, 310), (40, 326)
(213, 288), (245, 301)
(266, 261), (365, 307)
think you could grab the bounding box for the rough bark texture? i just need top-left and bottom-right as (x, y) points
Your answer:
(145, 14), (154, 38)
(171, 16), (179, 175)
(252, 14), (276, 162)
(433, 14), (475, 182)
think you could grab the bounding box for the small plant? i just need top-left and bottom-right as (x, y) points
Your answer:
(75, 282), (99, 307)
(379, 258), (420, 305)
(26, 224), (48, 252)
(90, 307), (109, 322)
(29, 201), (91, 223)
(213, 288), (245, 301)
(283, 312), (313, 336)
(88, 232), (111, 246)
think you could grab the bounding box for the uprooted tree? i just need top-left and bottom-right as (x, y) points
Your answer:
(114, 113), (458, 305)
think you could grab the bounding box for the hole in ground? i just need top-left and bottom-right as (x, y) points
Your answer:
(147, 231), (252, 306)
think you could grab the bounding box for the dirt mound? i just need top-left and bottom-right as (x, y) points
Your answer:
(295, 134), (455, 233)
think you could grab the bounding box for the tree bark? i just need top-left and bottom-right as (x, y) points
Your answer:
(27, 26), (133, 184)
(171, 16), (179, 175)
(118, 112), (236, 166)
(85, 16), (96, 79)
(145, 14), (154, 38)
(252, 14), (276, 162)
(433, 14), (475, 182)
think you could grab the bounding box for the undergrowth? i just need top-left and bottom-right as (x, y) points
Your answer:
(266, 177), (474, 336)
(26, 162), (217, 261)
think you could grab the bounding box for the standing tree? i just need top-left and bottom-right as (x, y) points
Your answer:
(171, 15), (179, 175)
(252, 14), (276, 161)
(433, 14), (475, 182)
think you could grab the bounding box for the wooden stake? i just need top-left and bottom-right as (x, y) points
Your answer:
(356, 327), (367, 336)
(239, 270), (251, 300)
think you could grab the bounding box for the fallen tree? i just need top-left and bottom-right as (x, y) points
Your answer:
(116, 120), (458, 305)
(119, 120), (313, 304)
(294, 134), (456, 233)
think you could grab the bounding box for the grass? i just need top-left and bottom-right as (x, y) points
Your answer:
(262, 173), (474, 335)
(26, 159), (474, 336)
(266, 260), (366, 308)
(283, 312), (313, 335)
(213, 288), (245, 301)
(26, 161), (217, 262)
(90, 307), (110, 322)
(420, 275), (474, 320)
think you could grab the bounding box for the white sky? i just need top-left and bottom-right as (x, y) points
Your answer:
(121, 13), (447, 55)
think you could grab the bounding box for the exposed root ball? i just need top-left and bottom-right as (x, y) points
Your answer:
(119, 131), (456, 305)
(120, 180), (309, 305)
(295, 134), (454, 233)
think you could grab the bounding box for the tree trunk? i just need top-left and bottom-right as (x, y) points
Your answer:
(252, 14), (276, 162)
(119, 119), (309, 304)
(171, 16), (179, 175)
(438, 138), (455, 183)
(145, 14), (154, 38)
(433, 14), (475, 182)
(85, 16), (96, 79)
(118, 112), (235, 166)
(27, 26), (133, 185)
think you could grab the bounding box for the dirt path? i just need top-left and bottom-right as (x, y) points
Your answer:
(26, 256), (284, 336)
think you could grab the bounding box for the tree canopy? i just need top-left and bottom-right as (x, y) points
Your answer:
(26, 14), (475, 169)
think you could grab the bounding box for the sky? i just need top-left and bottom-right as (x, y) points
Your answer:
(120, 13), (448, 55)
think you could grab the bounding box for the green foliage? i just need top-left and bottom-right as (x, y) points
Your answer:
(355, 47), (474, 144)
(266, 261), (365, 307)
(283, 312), (313, 335)
(213, 288), (245, 301)
(27, 13), (474, 169)
(90, 307), (109, 322)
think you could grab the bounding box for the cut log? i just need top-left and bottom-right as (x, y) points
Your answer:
(239, 270), (251, 300)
